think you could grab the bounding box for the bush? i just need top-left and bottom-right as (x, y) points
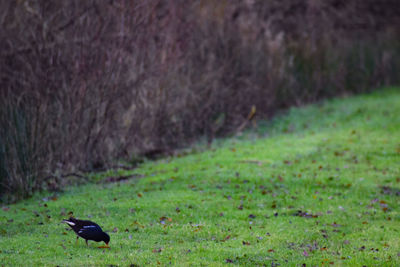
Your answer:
(1, 0), (399, 201)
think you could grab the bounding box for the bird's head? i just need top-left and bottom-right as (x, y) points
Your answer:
(103, 232), (110, 246)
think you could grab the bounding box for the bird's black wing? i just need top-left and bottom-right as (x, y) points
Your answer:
(77, 225), (103, 241)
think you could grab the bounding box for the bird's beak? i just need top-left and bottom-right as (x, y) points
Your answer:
(98, 243), (110, 249)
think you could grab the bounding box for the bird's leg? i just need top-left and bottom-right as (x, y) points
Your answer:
(76, 236), (79, 245)
(86, 239), (89, 247)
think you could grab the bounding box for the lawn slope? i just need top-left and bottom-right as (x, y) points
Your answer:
(0, 88), (399, 266)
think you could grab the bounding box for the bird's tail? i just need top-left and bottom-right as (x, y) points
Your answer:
(62, 217), (76, 226)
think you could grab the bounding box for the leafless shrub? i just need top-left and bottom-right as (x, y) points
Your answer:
(0, 0), (399, 201)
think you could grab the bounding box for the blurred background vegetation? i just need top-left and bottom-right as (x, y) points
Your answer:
(1, 0), (399, 201)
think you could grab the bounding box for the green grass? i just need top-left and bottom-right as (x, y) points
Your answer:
(1, 87), (400, 266)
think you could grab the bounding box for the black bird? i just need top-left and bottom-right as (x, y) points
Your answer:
(62, 217), (110, 248)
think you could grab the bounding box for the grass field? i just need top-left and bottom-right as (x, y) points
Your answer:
(1, 88), (399, 266)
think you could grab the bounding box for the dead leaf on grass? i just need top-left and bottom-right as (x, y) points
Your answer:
(152, 248), (163, 253)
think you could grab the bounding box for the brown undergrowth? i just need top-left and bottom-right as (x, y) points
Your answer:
(1, 0), (399, 201)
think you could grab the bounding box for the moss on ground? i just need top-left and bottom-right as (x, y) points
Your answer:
(0, 87), (399, 266)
